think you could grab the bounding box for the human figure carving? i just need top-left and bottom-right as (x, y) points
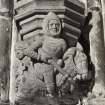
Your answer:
(32, 12), (67, 97)
(14, 12), (89, 101)
(15, 12), (67, 97)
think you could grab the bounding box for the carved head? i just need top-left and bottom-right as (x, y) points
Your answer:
(42, 12), (62, 37)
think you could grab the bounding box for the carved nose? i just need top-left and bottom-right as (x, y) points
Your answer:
(52, 24), (56, 28)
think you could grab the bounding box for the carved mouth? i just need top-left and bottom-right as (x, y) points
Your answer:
(51, 28), (57, 32)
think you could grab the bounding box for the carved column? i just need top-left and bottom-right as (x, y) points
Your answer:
(0, 0), (12, 102)
(9, 19), (18, 105)
(88, 0), (105, 97)
(101, 0), (105, 45)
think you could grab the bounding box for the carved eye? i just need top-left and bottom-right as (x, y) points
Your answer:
(50, 23), (54, 27)
(17, 52), (20, 54)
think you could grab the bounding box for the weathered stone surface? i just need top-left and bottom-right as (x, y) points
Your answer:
(88, 0), (105, 97)
(10, 11), (90, 105)
(0, 0), (12, 102)
(14, 0), (86, 47)
(14, 12), (67, 101)
(11, 1), (105, 105)
(8, 0), (105, 105)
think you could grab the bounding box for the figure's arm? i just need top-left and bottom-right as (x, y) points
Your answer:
(28, 37), (43, 50)
(56, 40), (67, 67)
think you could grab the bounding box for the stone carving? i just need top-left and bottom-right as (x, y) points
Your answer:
(56, 43), (88, 96)
(88, 0), (105, 97)
(0, 10), (11, 102)
(14, 12), (89, 103)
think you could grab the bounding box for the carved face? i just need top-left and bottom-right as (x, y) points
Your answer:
(43, 12), (62, 37)
(48, 19), (61, 37)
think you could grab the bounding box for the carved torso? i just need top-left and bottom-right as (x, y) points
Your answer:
(39, 36), (66, 60)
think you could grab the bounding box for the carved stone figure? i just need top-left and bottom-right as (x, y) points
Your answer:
(31, 12), (67, 97)
(14, 12), (89, 105)
(14, 12), (67, 100)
